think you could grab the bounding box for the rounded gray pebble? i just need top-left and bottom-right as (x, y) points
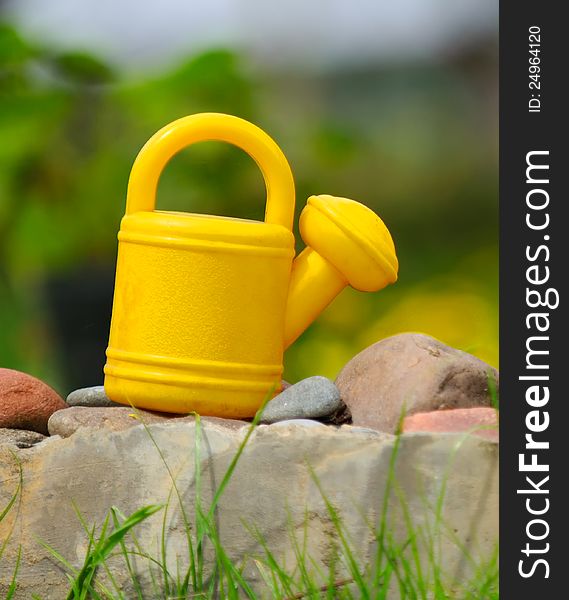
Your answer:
(260, 376), (342, 424)
(66, 386), (123, 408)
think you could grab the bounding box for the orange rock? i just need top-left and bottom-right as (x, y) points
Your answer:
(0, 368), (67, 434)
(403, 407), (499, 442)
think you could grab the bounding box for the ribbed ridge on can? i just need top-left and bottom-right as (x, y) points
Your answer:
(118, 211), (295, 257)
(105, 348), (282, 392)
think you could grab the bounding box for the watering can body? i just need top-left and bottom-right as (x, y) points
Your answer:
(104, 113), (398, 417)
(105, 211), (294, 416)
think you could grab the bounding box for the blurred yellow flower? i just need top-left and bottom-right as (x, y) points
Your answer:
(360, 285), (498, 368)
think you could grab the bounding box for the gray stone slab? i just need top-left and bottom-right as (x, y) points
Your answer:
(0, 423), (498, 599)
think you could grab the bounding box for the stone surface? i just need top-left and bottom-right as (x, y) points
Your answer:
(47, 406), (248, 438)
(268, 418), (327, 428)
(0, 428), (46, 449)
(403, 407), (499, 442)
(336, 334), (499, 433)
(0, 368), (67, 434)
(66, 386), (123, 408)
(200, 416), (250, 431)
(0, 423), (498, 599)
(339, 424), (384, 437)
(260, 376), (344, 423)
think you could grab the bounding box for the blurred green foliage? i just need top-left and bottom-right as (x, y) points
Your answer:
(0, 22), (497, 393)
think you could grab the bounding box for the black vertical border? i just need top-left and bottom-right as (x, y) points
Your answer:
(500, 2), (567, 597)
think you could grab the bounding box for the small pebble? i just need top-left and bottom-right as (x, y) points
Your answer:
(260, 376), (343, 424)
(66, 386), (122, 408)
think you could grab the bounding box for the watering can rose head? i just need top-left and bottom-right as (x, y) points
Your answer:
(104, 113), (398, 418)
(284, 194), (398, 348)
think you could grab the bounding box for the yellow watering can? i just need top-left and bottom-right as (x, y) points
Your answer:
(104, 113), (398, 417)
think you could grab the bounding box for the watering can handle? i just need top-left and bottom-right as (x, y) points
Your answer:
(125, 113), (296, 231)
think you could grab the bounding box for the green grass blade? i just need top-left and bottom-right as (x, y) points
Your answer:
(117, 512), (162, 600)
(60, 504), (162, 600)
(160, 485), (174, 597)
(70, 503), (124, 600)
(206, 390), (272, 522)
(111, 507), (144, 600)
(197, 505), (256, 600)
(76, 513), (111, 600)
(307, 465), (369, 599)
(35, 536), (80, 576)
(289, 508), (318, 597)
(5, 544), (22, 599)
(136, 412), (197, 591)
(244, 521), (296, 597)
(0, 478), (20, 523)
(0, 450), (23, 562)
(97, 504), (163, 564)
(194, 412), (204, 591)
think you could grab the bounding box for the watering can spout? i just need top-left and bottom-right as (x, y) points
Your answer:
(283, 195), (399, 349)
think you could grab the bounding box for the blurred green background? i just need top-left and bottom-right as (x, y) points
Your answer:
(0, 6), (497, 396)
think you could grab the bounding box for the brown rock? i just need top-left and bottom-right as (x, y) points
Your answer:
(0, 368), (67, 434)
(336, 333), (498, 433)
(403, 408), (499, 442)
(47, 406), (249, 438)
